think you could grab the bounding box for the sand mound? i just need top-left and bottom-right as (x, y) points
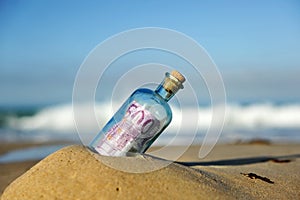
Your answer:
(1, 145), (230, 200)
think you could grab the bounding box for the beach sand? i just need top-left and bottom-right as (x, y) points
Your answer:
(0, 142), (299, 199)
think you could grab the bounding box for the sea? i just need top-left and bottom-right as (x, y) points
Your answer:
(1, 101), (300, 145)
(0, 101), (299, 163)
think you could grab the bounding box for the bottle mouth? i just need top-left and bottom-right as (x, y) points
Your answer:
(166, 72), (184, 89)
(169, 70), (186, 83)
(163, 71), (185, 93)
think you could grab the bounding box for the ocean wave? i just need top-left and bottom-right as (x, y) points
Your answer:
(5, 102), (300, 134)
(224, 103), (300, 129)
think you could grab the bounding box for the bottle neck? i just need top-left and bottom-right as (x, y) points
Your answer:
(155, 72), (184, 102)
(155, 84), (174, 102)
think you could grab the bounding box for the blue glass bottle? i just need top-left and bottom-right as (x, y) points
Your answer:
(89, 70), (185, 156)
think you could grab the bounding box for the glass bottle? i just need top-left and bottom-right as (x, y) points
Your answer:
(89, 70), (185, 156)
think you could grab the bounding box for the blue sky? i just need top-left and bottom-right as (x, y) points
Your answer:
(1, 0), (300, 106)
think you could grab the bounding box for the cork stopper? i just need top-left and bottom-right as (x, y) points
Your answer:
(163, 70), (185, 93)
(171, 70), (185, 83)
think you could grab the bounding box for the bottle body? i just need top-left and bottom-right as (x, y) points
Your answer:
(89, 88), (172, 156)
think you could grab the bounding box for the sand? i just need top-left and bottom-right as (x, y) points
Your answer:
(1, 142), (300, 199)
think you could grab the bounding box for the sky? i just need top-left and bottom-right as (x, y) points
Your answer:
(1, 0), (300, 106)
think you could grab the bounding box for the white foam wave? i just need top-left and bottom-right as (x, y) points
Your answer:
(7, 102), (300, 134)
(224, 103), (300, 129)
(7, 103), (112, 134)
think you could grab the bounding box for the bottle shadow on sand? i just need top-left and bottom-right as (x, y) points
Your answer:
(175, 154), (300, 166)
